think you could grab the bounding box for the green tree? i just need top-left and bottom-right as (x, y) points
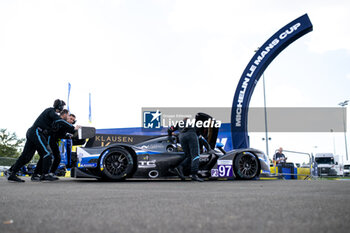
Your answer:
(0, 128), (25, 157)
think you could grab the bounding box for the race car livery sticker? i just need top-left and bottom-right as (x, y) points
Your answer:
(217, 160), (233, 165)
(138, 160), (156, 169)
(211, 166), (233, 177)
(211, 169), (219, 177)
(99, 149), (109, 171)
(81, 163), (97, 168)
(212, 160), (233, 177)
(217, 164), (233, 177)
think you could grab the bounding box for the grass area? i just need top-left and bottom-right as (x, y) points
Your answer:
(0, 157), (17, 166)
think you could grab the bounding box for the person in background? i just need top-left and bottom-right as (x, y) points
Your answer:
(273, 147), (287, 165)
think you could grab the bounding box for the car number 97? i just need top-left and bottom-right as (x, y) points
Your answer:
(218, 165), (232, 177)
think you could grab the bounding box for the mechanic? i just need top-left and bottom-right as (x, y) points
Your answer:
(57, 112), (83, 169)
(168, 118), (204, 182)
(7, 99), (66, 182)
(68, 113), (87, 167)
(69, 113), (76, 125)
(31, 110), (80, 181)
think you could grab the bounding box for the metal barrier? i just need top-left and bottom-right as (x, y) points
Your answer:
(271, 149), (314, 180)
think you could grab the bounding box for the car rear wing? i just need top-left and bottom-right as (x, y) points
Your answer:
(74, 126), (96, 139)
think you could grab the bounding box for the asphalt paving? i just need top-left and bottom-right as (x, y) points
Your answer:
(1, 177), (350, 233)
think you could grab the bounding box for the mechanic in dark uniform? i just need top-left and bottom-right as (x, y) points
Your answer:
(7, 99), (66, 182)
(68, 113), (87, 168)
(31, 109), (79, 181)
(168, 118), (203, 182)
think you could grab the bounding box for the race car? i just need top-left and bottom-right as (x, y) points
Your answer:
(71, 113), (270, 181)
(25, 163), (67, 177)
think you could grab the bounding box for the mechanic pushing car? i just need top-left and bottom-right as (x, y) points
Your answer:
(168, 118), (204, 182)
(7, 99), (66, 182)
(31, 109), (80, 181)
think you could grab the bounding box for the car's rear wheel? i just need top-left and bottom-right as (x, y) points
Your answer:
(99, 147), (134, 181)
(233, 152), (259, 180)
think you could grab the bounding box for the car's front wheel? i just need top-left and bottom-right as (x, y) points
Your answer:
(233, 152), (259, 180)
(99, 147), (134, 181)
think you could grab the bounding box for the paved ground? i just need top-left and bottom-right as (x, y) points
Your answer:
(1, 177), (350, 233)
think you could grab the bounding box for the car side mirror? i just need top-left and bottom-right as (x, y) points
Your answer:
(216, 142), (226, 155)
(216, 142), (224, 148)
(335, 162), (338, 165)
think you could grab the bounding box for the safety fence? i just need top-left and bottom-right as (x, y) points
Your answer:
(269, 150), (314, 180)
(269, 167), (311, 180)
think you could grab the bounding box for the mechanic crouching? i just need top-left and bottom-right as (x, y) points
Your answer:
(168, 118), (204, 182)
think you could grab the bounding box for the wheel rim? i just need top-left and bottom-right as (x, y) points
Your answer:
(238, 154), (258, 178)
(167, 146), (175, 152)
(104, 152), (129, 176)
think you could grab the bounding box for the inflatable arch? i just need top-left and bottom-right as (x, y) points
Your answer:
(230, 14), (313, 149)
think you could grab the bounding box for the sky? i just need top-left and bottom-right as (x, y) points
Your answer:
(0, 0), (349, 163)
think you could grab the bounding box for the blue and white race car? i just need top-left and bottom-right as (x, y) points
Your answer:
(71, 114), (270, 181)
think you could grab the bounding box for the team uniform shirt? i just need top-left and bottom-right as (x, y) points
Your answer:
(32, 107), (61, 131)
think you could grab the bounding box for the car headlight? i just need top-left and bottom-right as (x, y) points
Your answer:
(256, 153), (266, 160)
(256, 153), (270, 164)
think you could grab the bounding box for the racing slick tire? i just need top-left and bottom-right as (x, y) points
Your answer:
(233, 152), (259, 180)
(99, 147), (135, 181)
